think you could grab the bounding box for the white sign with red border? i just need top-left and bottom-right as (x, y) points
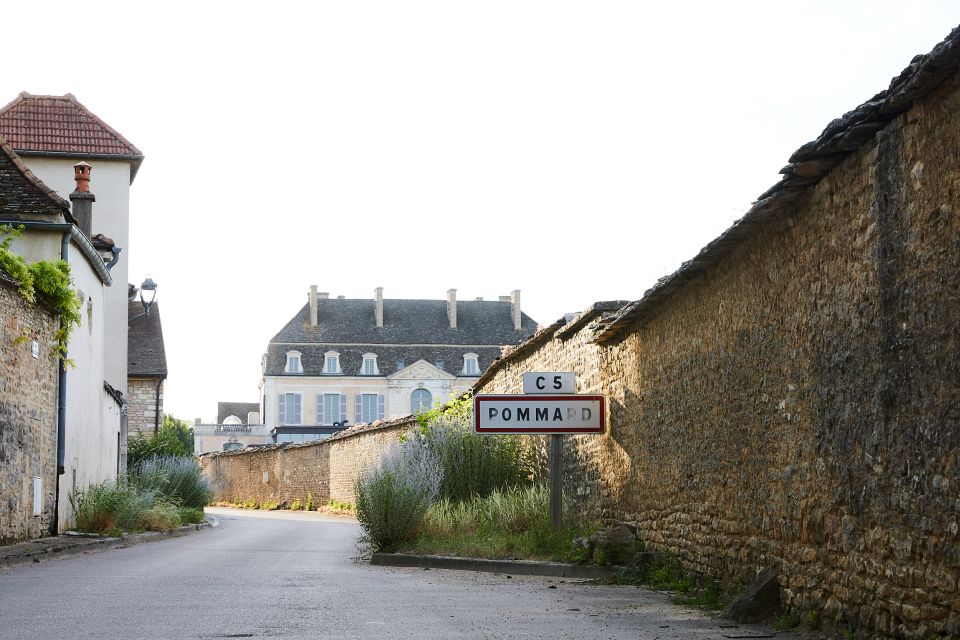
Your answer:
(474, 394), (605, 434)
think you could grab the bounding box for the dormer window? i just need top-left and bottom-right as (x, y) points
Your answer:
(323, 350), (342, 374)
(435, 357), (444, 370)
(362, 353), (379, 375)
(462, 353), (480, 376)
(285, 351), (303, 374)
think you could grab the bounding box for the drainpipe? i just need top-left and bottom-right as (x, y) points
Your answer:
(155, 378), (163, 433)
(52, 230), (69, 535)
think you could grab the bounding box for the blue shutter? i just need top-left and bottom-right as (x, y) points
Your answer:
(278, 394), (286, 425)
(294, 394), (302, 424)
(340, 394), (347, 423)
(317, 394), (324, 426)
(355, 395), (362, 423)
(378, 394), (385, 420)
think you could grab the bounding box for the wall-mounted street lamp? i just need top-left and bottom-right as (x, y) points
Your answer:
(140, 277), (157, 317)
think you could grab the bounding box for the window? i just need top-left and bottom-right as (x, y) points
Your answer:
(396, 358), (405, 370)
(278, 393), (302, 425)
(317, 393), (345, 426)
(285, 351), (303, 374)
(356, 393), (384, 423)
(361, 353), (379, 375)
(462, 353), (480, 376)
(411, 389), (432, 413)
(435, 357), (444, 370)
(323, 350), (341, 374)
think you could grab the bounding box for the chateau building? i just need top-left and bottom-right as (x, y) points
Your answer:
(261, 287), (537, 443)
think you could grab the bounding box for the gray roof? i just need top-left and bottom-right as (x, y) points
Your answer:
(128, 300), (167, 377)
(265, 297), (536, 378)
(0, 133), (73, 219)
(218, 402), (260, 425)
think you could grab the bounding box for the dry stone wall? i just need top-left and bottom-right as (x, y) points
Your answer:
(200, 418), (412, 507)
(0, 278), (58, 542)
(475, 75), (960, 639)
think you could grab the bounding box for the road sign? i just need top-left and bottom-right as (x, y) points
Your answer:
(474, 394), (605, 434)
(522, 372), (576, 394)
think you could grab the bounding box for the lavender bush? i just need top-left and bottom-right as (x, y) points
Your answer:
(354, 437), (443, 551)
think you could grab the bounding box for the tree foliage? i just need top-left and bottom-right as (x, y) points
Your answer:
(127, 414), (194, 467)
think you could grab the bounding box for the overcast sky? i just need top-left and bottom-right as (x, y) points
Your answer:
(4, 2), (959, 422)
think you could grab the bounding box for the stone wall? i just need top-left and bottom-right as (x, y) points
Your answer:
(127, 377), (163, 437)
(200, 418), (413, 506)
(474, 75), (960, 638)
(0, 277), (59, 542)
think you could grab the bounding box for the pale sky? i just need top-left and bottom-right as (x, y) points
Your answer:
(4, 2), (959, 422)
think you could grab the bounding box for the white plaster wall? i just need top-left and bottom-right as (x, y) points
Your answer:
(18, 157), (132, 395)
(59, 253), (119, 530)
(264, 374), (478, 425)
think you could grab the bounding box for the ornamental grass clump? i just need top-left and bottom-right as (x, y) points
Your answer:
(355, 437), (443, 552)
(129, 455), (212, 509)
(70, 480), (154, 535)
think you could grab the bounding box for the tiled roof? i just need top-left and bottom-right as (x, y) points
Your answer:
(0, 93), (144, 181)
(128, 301), (167, 377)
(0, 132), (72, 219)
(218, 402), (260, 425)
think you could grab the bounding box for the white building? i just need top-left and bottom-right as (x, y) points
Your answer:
(193, 402), (270, 455)
(261, 287), (537, 443)
(0, 136), (123, 531)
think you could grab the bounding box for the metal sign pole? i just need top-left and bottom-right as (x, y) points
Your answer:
(549, 433), (563, 531)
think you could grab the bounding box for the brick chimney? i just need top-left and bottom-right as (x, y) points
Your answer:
(447, 288), (457, 329)
(69, 161), (95, 237)
(511, 289), (522, 330)
(308, 285), (318, 327)
(374, 287), (384, 328)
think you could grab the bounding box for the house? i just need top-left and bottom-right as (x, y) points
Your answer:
(261, 287), (537, 443)
(0, 92), (144, 452)
(127, 297), (167, 442)
(0, 133), (121, 532)
(192, 402), (270, 454)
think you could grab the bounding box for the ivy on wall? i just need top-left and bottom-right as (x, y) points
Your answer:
(0, 225), (82, 361)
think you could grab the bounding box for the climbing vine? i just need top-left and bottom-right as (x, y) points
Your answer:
(0, 225), (82, 360)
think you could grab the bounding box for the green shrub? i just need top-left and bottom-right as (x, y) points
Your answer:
(129, 455), (212, 509)
(290, 499), (303, 511)
(177, 507), (205, 524)
(305, 494), (314, 511)
(139, 502), (182, 531)
(70, 480), (152, 534)
(355, 439), (442, 552)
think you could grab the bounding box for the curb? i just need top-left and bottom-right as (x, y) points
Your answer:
(0, 520), (214, 570)
(370, 552), (618, 579)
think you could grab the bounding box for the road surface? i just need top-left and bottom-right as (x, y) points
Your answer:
(0, 507), (814, 639)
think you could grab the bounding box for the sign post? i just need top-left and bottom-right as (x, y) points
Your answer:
(475, 373), (605, 531)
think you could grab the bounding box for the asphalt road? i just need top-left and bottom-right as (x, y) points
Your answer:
(0, 508), (815, 639)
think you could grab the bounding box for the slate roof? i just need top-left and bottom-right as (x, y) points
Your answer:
(265, 297), (536, 377)
(218, 402), (260, 425)
(0, 132), (73, 219)
(0, 93), (144, 182)
(128, 301), (167, 377)
(594, 24), (960, 343)
(272, 298), (536, 345)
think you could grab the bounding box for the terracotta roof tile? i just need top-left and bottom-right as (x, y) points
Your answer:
(0, 92), (144, 181)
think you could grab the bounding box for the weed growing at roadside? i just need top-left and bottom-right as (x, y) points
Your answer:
(772, 612), (800, 631)
(177, 507), (205, 524)
(590, 552), (727, 611)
